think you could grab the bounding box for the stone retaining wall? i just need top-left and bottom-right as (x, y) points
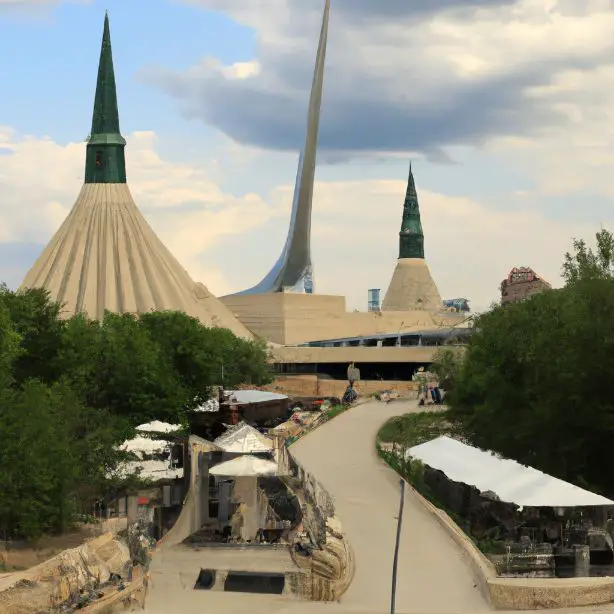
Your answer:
(285, 450), (355, 600)
(0, 532), (141, 613)
(268, 375), (416, 397)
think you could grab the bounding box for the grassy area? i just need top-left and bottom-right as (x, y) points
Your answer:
(376, 413), (504, 557)
(377, 410), (460, 448)
(376, 411), (477, 544)
(325, 404), (348, 420)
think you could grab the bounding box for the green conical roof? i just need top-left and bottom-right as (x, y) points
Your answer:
(84, 12), (127, 183)
(398, 163), (425, 259)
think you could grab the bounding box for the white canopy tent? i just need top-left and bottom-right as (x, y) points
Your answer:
(120, 436), (171, 457)
(407, 436), (614, 508)
(209, 455), (281, 478)
(214, 422), (274, 454)
(136, 420), (182, 434)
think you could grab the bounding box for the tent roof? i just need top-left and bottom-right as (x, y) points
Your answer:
(210, 455), (280, 477)
(214, 422), (274, 453)
(408, 436), (614, 508)
(121, 436), (171, 457)
(114, 459), (183, 481)
(229, 390), (288, 404)
(136, 420), (182, 434)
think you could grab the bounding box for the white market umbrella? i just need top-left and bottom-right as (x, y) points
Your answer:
(210, 455), (280, 477)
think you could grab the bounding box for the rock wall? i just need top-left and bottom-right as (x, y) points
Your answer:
(286, 451), (355, 600)
(0, 533), (134, 613)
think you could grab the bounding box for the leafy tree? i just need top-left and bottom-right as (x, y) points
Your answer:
(0, 285), (64, 386)
(206, 327), (273, 388)
(0, 283), (274, 538)
(431, 348), (463, 392)
(139, 311), (273, 399)
(0, 381), (78, 539)
(562, 227), (614, 284)
(448, 278), (614, 494)
(138, 310), (221, 407)
(89, 311), (187, 425)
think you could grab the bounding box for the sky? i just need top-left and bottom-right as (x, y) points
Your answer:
(1, 0), (614, 312)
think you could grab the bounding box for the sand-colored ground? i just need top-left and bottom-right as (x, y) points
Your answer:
(144, 400), (614, 614)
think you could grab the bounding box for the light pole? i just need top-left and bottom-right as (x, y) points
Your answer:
(396, 321), (405, 347)
(391, 478), (405, 614)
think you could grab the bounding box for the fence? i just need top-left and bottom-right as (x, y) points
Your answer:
(285, 450), (335, 547)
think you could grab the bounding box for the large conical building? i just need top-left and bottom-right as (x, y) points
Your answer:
(20, 14), (252, 339)
(381, 164), (442, 312)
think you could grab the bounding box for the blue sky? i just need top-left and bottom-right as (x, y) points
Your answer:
(1, 1), (254, 143)
(1, 0), (613, 311)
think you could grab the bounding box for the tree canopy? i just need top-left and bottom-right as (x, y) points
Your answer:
(446, 232), (614, 496)
(0, 285), (272, 539)
(562, 227), (614, 284)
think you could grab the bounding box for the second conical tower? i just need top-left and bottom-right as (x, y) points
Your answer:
(20, 13), (252, 338)
(381, 164), (442, 312)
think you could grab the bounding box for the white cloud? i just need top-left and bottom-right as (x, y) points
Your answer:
(5, 0), (614, 318)
(1, 125), (592, 314)
(0, 127), (277, 297)
(307, 179), (593, 312)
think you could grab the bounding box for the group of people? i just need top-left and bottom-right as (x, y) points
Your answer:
(418, 383), (443, 405)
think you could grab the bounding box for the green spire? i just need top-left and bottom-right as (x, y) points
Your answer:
(398, 162), (425, 259)
(84, 12), (127, 183)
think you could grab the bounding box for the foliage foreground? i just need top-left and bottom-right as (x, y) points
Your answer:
(438, 229), (614, 498)
(0, 285), (271, 540)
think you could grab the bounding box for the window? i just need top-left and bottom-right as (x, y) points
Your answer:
(95, 151), (104, 168)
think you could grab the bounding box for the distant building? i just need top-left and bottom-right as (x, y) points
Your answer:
(368, 289), (381, 312)
(381, 163), (443, 312)
(500, 267), (552, 305)
(442, 298), (470, 314)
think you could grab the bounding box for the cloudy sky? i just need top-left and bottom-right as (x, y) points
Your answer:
(1, 0), (612, 312)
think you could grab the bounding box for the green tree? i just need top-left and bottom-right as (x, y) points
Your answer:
(0, 285), (64, 386)
(89, 311), (187, 425)
(431, 348), (463, 392)
(0, 381), (79, 539)
(138, 310), (221, 407)
(562, 228), (614, 284)
(139, 311), (272, 398)
(448, 278), (614, 494)
(206, 327), (272, 388)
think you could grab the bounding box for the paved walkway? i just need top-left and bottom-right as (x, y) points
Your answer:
(290, 399), (488, 613)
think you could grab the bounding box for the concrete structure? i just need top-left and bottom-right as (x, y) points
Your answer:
(19, 14), (251, 339)
(382, 164), (442, 312)
(224, 292), (466, 346)
(229, 0), (329, 296)
(501, 267), (552, 305)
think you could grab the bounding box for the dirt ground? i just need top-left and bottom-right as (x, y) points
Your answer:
(0, 523), (110, 571)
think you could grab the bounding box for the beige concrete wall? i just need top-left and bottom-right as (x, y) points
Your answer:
(270, 344), (453, 364)
(403, 474), (614, 610)
(267, 375), (417, 397)
(221, 294), (288, 344)
(222, 292), (468, 345)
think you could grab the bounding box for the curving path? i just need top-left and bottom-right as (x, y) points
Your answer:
(290, 399), (488, 613)
(145, 399), (614, 614)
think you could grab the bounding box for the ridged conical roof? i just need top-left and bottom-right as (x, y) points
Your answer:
(20, 15), (252, 339)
